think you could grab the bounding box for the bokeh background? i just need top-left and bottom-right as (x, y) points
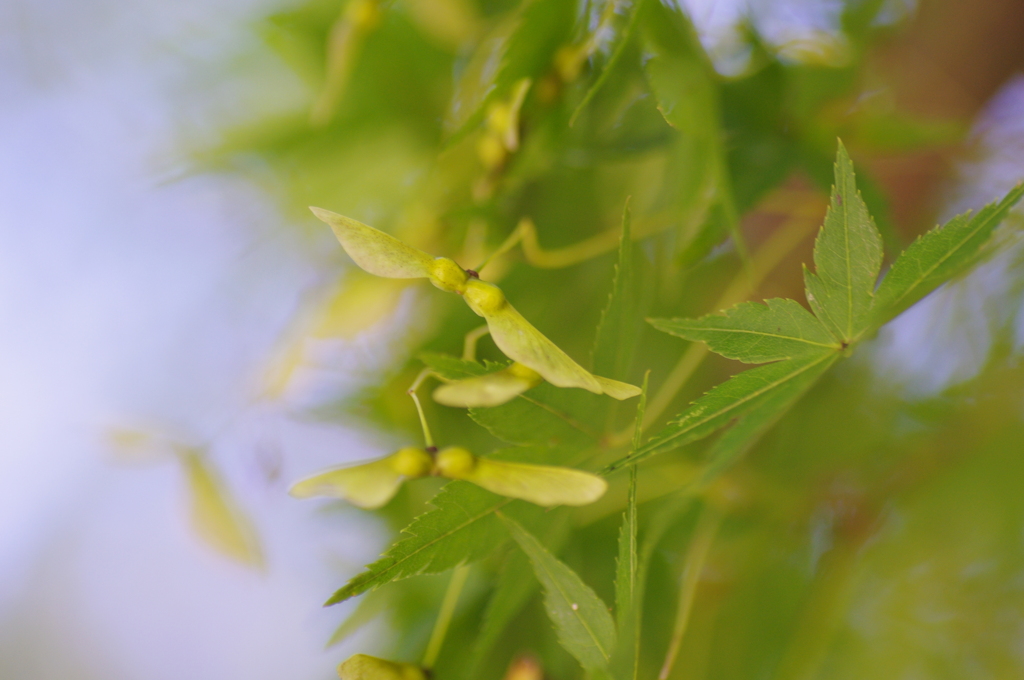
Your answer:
(2, 0), (1024, 678)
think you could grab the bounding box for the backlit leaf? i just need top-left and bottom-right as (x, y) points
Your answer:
(693, 355), (838, 489)
(470, 516), (571, 672)
(802, 140), (884, 342)
(326, 481), (513, 605)
(605, 352), (839, 472)
(870, 182), (1024, 328)
(650, 298), (839, 364)
(181, 449), (263, 567)
(502, 514), (617, 672)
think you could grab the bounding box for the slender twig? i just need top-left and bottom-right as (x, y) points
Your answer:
(408, 368), (435, 449)
(422, 564), (471, 669)
(658, 503), (722, 680)
(462, 325), (491, 361)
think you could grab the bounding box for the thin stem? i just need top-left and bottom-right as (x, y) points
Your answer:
(476, 220), (526, 274)
(408, 368), (434, 449)
(422, 564), (471, 669)
(658, 504), (722, 680)
(462, 325), (491, 361)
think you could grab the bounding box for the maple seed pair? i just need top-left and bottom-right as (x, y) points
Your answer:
(310, 207), (641, 404)
(338, 654), (426, 680)
(289, 446), (608, 508)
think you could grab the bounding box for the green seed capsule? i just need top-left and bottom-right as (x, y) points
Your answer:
(435, 446), (476, 478)
(463, 279), (506, 315)
(429, 257), (469, 293)
(388, 447), (433, 477)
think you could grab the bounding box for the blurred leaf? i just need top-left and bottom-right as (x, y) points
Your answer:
(639, 0), (716, 138)
(649, 299), (839, 364)
(870, 182), (1024, 328)
(326, 588), (389, 648)
(445, 0), (578, 142)
(180, 449), (263, 567)
(471, 548), (538, 671)
(802, 140), (883, 342)
(310, 0), (381, 126)
(570, 0), (646, 127)
(402, 0), (481, 50)
(640, 0), (744, 265)
(593, 201), (640, 382)
(502, 514), (617, 672)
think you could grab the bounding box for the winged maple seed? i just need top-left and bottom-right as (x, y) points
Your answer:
(337, 653), (427, 680)
(432, 361), (544, 407)
(289, 445), (607, 508)
(310, 207), (640, 403)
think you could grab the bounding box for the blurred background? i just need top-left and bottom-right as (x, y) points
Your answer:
(2, 0), (1023, 678)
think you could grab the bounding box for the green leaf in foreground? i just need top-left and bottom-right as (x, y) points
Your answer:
(870, 182), (1024, 329)
(803, 140), (884, 342)
(605, 352), (838, 472)
(693, 352), (839, 489)
(326, 445), (575, 605)
(470, 515), (571, 673)
(502, 514), (617, 672)
(326, 482), (512, 605)
(649, 298), (839, 364)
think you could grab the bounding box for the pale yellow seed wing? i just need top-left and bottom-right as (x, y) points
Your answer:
(311, 207), (434, 279)
(432, 368), (537, 408)
(482, 302), (603, 393)
(181, 450), (263, 567)
(289, 457), (403, 509)
(338, 653), (427, 680)
(594, 375), (642, 400)
(464, 458), (607, 507)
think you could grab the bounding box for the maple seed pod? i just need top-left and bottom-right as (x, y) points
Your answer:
(429, 257), (469, 293)
(289, 447), (433, 509)
(435, 446), (477, 478)
(465, 458), (608, 506)
(337, 653), (426, 680)
(432, 362), (544, 408)
(463, 279), (506, 315)
(388, 447), (433, 478)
